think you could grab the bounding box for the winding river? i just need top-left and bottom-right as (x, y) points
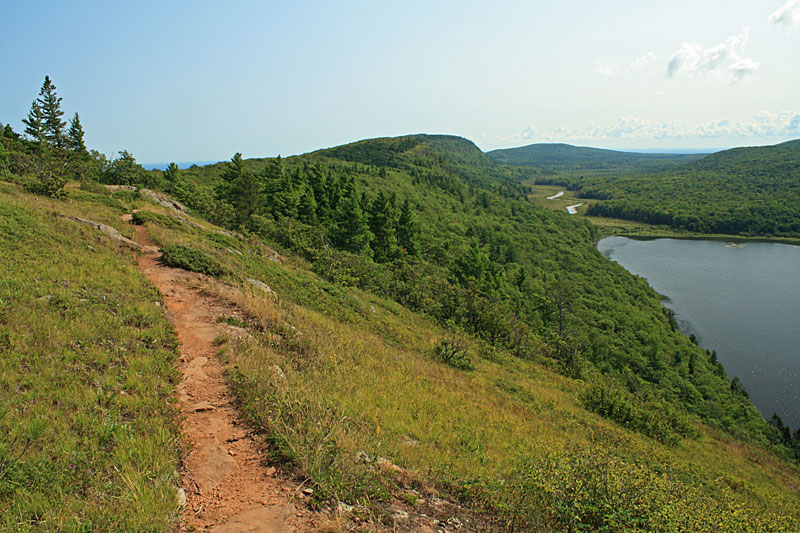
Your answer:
(597, 236), (800, 429)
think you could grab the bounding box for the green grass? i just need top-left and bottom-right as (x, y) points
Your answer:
(0, 184), (180, 531)
(3, 178), (799, 531)
(136, 198), (800, 531)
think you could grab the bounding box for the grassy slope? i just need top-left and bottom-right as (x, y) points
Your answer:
(0, 183), (179, 530)
(129, 189), (800, 529)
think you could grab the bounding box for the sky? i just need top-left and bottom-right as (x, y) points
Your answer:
(1, 0), (799, 162)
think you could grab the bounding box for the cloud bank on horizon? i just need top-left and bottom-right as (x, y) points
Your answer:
(489, 111), (800, 150)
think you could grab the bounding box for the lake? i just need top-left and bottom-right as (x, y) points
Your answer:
(597, 236), (800, 430)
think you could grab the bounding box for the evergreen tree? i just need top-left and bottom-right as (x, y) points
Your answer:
(368, 191), (399, 263)
(22, 101), (45, 144)
(162, 162), (180, 192)
(297, 185), (318, 224)
(230, 169), (264, 224)
(331, 190), (373, 256)
(220, 152), (245, 183)
(397, 198), (421, 256)
(37, 76), (66, 148)
(67, 113), (86, 152)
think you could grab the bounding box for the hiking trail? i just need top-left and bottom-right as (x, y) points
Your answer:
(126, 215), (318, 532)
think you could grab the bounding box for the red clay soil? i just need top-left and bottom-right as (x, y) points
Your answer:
(129, 219), (318, 532)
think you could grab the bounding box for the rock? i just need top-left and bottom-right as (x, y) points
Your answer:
(271, 365), (286, 382)
(190, 442), (236, 492)
(139, 188), (188, 212)
(356, 450), (371, 463)
(176, 487), (187, 507)
(265, 466), (276, 477)
(337, 502), (355, 513)
(392, 509), (410, 521)
(227, 248), (243, 256)
(247, 278), (277, 299)
(211, 505), (293, 533)
(376, 456), (403, 473)
(301, 487), (314, 495)
(57, 214), (141, 250)
(190, 401), (216, 412)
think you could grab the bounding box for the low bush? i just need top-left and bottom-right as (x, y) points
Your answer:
(160, 244), (228, 277)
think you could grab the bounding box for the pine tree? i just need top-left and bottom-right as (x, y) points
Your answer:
(220, 152), (245, 183)
(22, 101), (45, 144)
(397, 199), (421, 256)
(332, 191), (373, 256)
(297, 185), (318, 224)
(37, 76), (66, 148)
(367, 191), (399, 263)
(67, 113), (86, 152)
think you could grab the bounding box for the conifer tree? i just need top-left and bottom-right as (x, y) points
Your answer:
(397, 198), (421, 256)
(297, 185), (318, 224)
(37, 76), (66, 148)
(22, 101), (45, 144)
(368, 191), (399, 262)
(332, 190), (373, 256)
(67, 112), (86, 152)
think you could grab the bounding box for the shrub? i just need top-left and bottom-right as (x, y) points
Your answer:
(131, 210), (181, 228)
(433, 332), (474, 371)
(581, 379), (696, 444)
(160, 244), (228, 277)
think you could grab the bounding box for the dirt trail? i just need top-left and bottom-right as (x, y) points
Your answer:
(128, 218), (317, 532)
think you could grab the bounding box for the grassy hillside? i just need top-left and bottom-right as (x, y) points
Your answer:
(2, 127), (800, 530)
(0, 183), (180, 530)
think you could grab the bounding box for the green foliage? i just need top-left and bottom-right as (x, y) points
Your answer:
(37, 75), (67, 148)
(160, 135), (784, 450)
(433, 331), (474, 371)
(581, 379), (697, 444)
(0, 195), (179, 530)
(160, 243), (228, 277)
(131, 209), (182, 228)
(540, 140), (800, 238)
(504, 446), (798, 532)
(67, 112), (86, 152)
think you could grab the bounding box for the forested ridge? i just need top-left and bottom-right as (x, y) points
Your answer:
(3, 79), (800, 530)
(526, 140), (800, 237)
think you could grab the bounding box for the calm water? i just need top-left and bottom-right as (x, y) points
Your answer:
(597, 236), (800, 429)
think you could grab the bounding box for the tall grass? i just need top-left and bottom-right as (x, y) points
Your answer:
(0, 186), (180, 531)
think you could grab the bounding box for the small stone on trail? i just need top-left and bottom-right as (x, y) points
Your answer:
(302, 487), (314, 495)
(176, 488), (187, 507)
(190, 401), (216, 412)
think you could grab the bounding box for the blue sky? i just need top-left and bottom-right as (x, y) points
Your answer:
(1, 0), (799, 162)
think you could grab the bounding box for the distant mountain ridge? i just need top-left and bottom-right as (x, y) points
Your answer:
(487, 142), (704, 168)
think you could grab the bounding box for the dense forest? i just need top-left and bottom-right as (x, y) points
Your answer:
(487, 142), (704, 174)
(519, 140), (800, 238)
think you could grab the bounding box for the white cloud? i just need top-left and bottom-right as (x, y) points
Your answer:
(768, 0), (800, 29)
(630, 52), (656, 71)
(592, 61), (616, 76)
(666, 26), (759, 84)
(486, 112), (800, 147)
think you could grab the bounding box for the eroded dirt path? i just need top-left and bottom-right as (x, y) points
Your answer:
(128, 218), (317, 532)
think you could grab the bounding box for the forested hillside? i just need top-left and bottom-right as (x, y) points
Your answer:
(529, 140), (800, 238)
(487, 142), (703, 174)
(149, 134), (791, 447)
(3, 97), (800, 529)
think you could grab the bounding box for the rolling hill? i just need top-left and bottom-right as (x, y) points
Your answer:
(2, 127), (800, 531)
